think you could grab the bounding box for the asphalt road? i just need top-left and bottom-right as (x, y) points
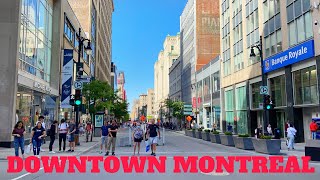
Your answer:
(2, 131), (320, 180)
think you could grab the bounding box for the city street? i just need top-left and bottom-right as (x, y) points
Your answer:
(2, 131), (320, 180)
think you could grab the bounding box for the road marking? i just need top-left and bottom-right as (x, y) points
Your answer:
(201, 171), (230, 176)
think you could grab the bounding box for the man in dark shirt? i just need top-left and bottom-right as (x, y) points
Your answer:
(147, 119), (160, 156)
(49, 120), (58, 153)
(106, 120), (118, 156)
(68, 119), (76, 152)
(100, 121), (110, 154)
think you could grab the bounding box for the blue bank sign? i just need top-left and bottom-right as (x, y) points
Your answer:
(263, 39), (315, 73)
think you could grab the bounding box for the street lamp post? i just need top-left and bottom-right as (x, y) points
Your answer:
(250, 36), (268, 134)
(75, 28), (92, 146)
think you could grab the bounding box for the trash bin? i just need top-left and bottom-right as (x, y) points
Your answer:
(274, 128), (281, 139)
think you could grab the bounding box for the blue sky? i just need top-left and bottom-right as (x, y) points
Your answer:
(112, 0), (188, 111)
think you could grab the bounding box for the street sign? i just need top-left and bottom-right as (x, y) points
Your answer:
(184, 112), (193, 115)
(260, 86), (268, 95)
(184, 104), (193, 115)
(74, 81), (83, 89)
(78, 76), (91, 83)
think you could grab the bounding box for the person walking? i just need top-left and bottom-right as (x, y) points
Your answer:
(38, 116), (46, 151)
(106, 120), (118, 156)
(49, 120), (58, 153)
(86, 121), (93, 142)
(12, 121), (25, 158)
(147, 119), (160, 156)
(310, 119), (318, 140)
(58, 119), (68, 152)
(100, 121), (110, 154)
(132, 122), (144, 155)
(267, 124), (273, 136)
(68, 119), (76, 152)
(287, 124), (297, 150)
(30, 121), (46, 158)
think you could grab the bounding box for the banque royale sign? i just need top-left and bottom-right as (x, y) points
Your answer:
(263, 39), (315, 73)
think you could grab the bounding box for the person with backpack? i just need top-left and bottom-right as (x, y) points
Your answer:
(132, 121), (144, 155)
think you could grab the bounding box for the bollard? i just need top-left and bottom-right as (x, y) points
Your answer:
(162, 127), (165, 145)
(129, 127), (132, 146)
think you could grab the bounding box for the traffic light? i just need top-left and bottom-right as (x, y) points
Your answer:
(264, 95), (274, 110)
(75, 89), (82, 106)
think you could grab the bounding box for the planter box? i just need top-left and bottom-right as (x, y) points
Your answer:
(233, 136), (254, 150)
(201, 132), (210, 141)
(252, 138), (281, 155)
(220, 135), (235, 146)
(305, 140), (320, 161)
(195, 131), (202, 139)
(210, 134), (221, 144)
(185, 130), (196, 137)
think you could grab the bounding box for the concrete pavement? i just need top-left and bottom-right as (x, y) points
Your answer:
(1, 131), (319, 180)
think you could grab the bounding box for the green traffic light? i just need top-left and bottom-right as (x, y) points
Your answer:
(75, 100), (81, 105)
(266, 105), (271, 110)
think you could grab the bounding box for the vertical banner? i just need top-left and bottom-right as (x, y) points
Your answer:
(61, 49), (74, 108)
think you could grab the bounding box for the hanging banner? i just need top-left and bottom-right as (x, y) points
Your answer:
(61, 49), (74, 108)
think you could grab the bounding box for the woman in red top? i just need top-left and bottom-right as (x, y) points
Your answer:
(12, 121), (25, 158)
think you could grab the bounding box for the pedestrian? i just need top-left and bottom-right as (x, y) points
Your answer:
(30, 121), (46, 158)
(133, 122), (144, 155)
(267, 124), (273, 136)
(309, 119), (318, 140)
(212, 123), (217, 132)
(100, 121), (110, 154)
(58, 119), (68, 152)
(255, 125), (262, 138)
(38, 116), (46, 151)
(106, 120), (118, 156)
(48, 120), (58, 153)
(68, 119), (76, 152)
(287, 124), (297, 151)
(147, 119), (160, 156)
(12, 121), (25, 158)
(86, 121), (92, 142)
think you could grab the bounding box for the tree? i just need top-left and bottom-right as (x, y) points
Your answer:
(111, 99), (129, 122)
(165, 98), (184, 129)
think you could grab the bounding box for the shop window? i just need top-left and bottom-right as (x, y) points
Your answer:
(294, 66), (318, 105)
(225, 89), (234, 128)
(236, 86), (247, 134)
(270, 75), (287, 107)
(251, 81), (263, 109)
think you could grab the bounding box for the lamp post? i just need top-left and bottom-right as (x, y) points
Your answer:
(250, 36), (268, 134)
(75, 28), (92, 145)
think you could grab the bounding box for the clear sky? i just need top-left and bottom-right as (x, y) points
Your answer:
(112, 0), (188, 111)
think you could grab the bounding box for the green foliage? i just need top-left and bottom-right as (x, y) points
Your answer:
(82, 80), (128, 121)
(197, 128), (203, 132)
(212, 130), (220, 135)
(224, 132), (233, 135)
(204, 129), (210, 133)
(164, 98), (184, 128)
(192, 129), (196, 132)
(238, 134), (250, 138)
(259, 135), (272, 139)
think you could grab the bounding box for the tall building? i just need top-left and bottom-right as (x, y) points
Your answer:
(169, 56), (182, 101)
(220, 0), (320, 142)
(180, 0), (220, 111)
(146, 89), (155, 120)
(117, 72), (126, 101)
(67, 0), (114, 83)
(111, 62), (117, 90)
(154, 34), (180, 121)
(0, 0), (90, 147)
(130, 99), (140, 120)
(139, 94), (147, 117)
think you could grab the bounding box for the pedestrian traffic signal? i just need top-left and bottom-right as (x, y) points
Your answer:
(75, 89), (82, 106)
(264, 95), (274, 110)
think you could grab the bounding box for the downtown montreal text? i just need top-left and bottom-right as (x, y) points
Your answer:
(7, 156), (315, 174)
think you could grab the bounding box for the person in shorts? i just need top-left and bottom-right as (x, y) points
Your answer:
(132, 122), (144, 155)
(68, 119), (76, 152)
(147, 119), (160, 156)
(100, 121), (110, 154)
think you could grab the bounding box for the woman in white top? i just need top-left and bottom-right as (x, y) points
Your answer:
(267, 124), (273, 136)
(287, 124), (297, 150)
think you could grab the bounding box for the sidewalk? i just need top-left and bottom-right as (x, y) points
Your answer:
(0, 135), (100, 160)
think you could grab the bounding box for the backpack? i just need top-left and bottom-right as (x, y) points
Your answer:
(134, 127), (143, 139)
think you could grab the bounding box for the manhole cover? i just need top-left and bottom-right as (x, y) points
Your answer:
(201, 171), (230, 176)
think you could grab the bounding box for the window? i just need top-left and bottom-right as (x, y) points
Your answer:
(287, 0), (312, 46)
(251, 82), (263, 109)
(225, 89), (234, 128)
(294, 66), (318, 105)
(233, 0), (243, 71)
(212, 71), (220, 93)
(270, 75), (286, 107)
(64, 18), (74, 43)
(236, 86), (247, 134)
(264, 0), (282, 58)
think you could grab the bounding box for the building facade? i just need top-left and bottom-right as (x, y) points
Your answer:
(130, 99), (140, 121)
(111, 62), (117, 90)
(117, 71), (126, 101)
(146, 89), (155, 120)
(154, 34), (180, 121)
(180, 0), (220, 114)
(138, 94), (147, 117)
(220, 0), (320, 142)
(169, 56), (182, 101)
(195, 56), (221, 129)
(67, 0), (114, 84)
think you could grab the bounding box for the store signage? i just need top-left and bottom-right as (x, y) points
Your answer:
(34, 82), (51, 93)
(61, 49), (74, 108)
(263, 39), (315, 73)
